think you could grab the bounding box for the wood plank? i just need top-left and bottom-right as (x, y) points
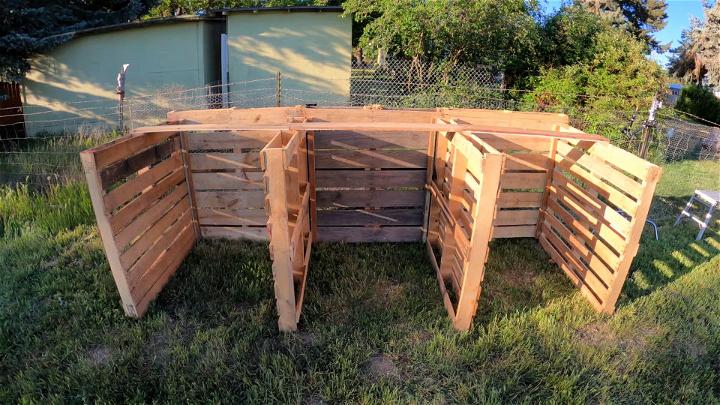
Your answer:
(556, 140), (643, 199)
(189, 152), (261, 170)
(316, 169), (426, 188)
(89, 131), (178, 170)
(503, 153), (552, 172)
(554, 158), (638, 215)
(170, 106), (297, 125)
(470, 134), (553, 152)
(197, 208), (267, 226)
(492, 225), (536, 239)
(263, 147), (298, 332)
(80, 151), (139, 316)
(186, 131), (276, 150)
(132, 222), (195, 315)
(538, 233), (605, 311)
(100, 139), (176, 189)
(317, 208), (424, 226)
(200, 226), (268, 240)
(115, 183), (188, 249)
(315, 131), (429, 150)
(494, 209), (540, 226)
(127, 209), (192, 281)
(104, 153), (182, 212)
(316, 190), (426, 208)
(497, 191), (544, 208)
(191, 171), (264, 190)
(315, 149), (427, 169)
(499, 172), (547, 190)
(133, 122), (608, 142)
(194, 190), (266, 209)
(109, 169), (185, 234)
(316, 226), (422, 242)
(542, 212), (616, 284)
(119, 199), (190, 269)
(581, 141), (655, 180)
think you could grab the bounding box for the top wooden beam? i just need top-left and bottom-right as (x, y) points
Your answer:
(132, 122), (607, 143)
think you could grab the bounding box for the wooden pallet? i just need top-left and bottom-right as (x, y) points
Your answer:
(82, 106), (660, 331)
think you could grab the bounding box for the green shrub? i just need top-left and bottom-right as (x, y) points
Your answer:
(674, 84), (720, 124)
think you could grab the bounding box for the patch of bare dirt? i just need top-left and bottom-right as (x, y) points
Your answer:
(299, 331), (320, 347)
(88, 345), (112, 366)
(363, 354), (401, 381)
(575, 321), (664, 353)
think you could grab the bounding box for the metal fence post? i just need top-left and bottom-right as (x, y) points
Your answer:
(275, 71), (282, 107)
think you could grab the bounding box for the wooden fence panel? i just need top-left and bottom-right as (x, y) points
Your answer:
(80, 131), (198, 317)
(539, 139), (661, 313)
(426, 130), (503, 330)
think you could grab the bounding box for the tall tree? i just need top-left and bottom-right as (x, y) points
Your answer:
(575, 0), (668, 51)
(668, 2), (720, 87)
(0, 0), (149, 82)
(144, 0), (340, 18)
(343, 0), (541, 84)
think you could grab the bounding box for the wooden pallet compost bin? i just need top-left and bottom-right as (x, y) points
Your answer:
(80, 106), (661, 331)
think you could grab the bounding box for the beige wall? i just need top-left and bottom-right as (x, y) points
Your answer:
(226, 12), (352, 105)
(22, 20), (222, 135)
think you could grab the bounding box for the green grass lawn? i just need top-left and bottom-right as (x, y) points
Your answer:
(1, 160), (719, 403)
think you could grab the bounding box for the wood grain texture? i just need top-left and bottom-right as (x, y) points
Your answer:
(315, 149), (427, 169)
(316, 169), (425, 188)
(317, 208), (424, 226)
(316, 189), (425, 208)
(316, 226), (422, 242)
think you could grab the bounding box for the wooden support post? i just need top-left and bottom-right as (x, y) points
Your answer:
(263, 147), (297, 331)
(80, 152), (138, 317)
(307, 130), (317, 241)
(178, 132), (201, 241)
(536, 138), (558, 238)
(601, 165), (661, 313)
(423, 130), (438, 242)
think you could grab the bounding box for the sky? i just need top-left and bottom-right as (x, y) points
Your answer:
(543, 0), (708, 67)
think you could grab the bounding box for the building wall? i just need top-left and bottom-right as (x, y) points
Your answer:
(21, 20), (222, 135)
(226, 12), (352, 105)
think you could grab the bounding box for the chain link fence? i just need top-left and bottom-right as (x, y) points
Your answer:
(1, 57), (718, 189)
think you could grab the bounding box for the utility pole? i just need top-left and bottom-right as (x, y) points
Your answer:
(275, 71), (282, 107)
(639, 97), (661, 159)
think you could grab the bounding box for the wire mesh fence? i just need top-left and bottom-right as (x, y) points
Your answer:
(0, 57), (718, 190)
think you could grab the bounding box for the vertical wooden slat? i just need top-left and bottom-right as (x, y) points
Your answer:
(536, 138), (558, 237)
(263, 147), (298, 332)
(307, 130), (317, 241)
(179, 131), (201, 240)
(423, 130), (438, 242)
(80, 152), (138, 317)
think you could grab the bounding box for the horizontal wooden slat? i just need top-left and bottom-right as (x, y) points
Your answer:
(115, 183), (188, 249)
(316, 169), (425, 188)
(194, 190), (266, 209)
(189, 152), (261, 170)
(100, 139), (176, 189)
(187, 131), (276, 150)
(131, 221), (195, 308)
(109, 169), (185, 234)
(119, 199), (190, 269)
(551, 171), (632, 235)
(503, 153), (551, 172)
(492, 225), (536, 238)
(191, 171), (264, 190)
(499, 172), (547, 189)
(315, 131), (428, 150)
(317, 190), (425, 208)
(201, 226), (268, 240)
(197, 208), (267, 226)
(554, 159), (638, 215)
(538, 233), (605, 311)
(473, 134), (552, 152)
(89, 131), (178, 170)
(555, 140), (643, 199)
(542, 212), (616, 283)
(104, 153), (183, 212)
(494, 209), (540, 226)
(170, 107), (297, 125)
(542, 223), (610, 296)
(496, 191), (544, 208)
(579, 140), (655, 180)
(316, 226), (422, 242)
(546, 193), (626, 254)
(315, 149), (427, 169)
(317, 208), (424, 226)
(127, 209), (192, 279)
